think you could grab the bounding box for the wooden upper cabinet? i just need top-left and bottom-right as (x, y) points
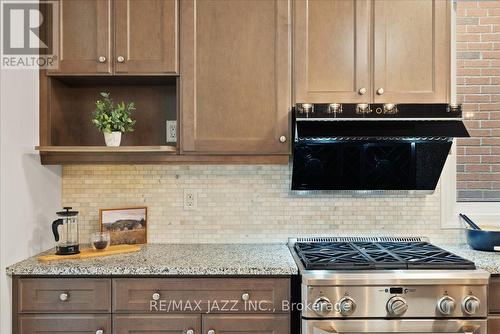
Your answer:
(180, 0), (291, 154)
(114, 0), (178, 74)
(373, 0), (450, 103)
(48, 0), (178, 76)
(294, 0), (371, 103)
(294, 0), (450, 104)
(48, 0), (112, 75)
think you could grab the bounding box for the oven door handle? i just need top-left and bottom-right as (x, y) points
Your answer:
(307, 320), (484, 334)
(326, 332), (475, 334)
(323, 328), (477, 334)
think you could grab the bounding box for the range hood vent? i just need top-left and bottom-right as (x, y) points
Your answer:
(291, 103), (469, 192)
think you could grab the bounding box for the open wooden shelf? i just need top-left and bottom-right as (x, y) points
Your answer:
(38, 75), (180, 164)
(36, 146), (177, 153)
(36, 146), (289, 165)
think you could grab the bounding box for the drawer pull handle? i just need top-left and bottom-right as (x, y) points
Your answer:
(117, 56), (125, 63)
(241, 292), (250, 301)
(152, 292), (161, 301)
(186, 330), (194, 334)
(376, 87), (384, 95)
(59, 292), (69, 302)
(96, 330), (104, 334)
(207, 330), (215, 334)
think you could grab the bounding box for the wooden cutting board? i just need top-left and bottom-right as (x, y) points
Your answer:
(38, 244), (141, 262)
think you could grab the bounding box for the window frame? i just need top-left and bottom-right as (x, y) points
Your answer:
(440, 141), (500, 229)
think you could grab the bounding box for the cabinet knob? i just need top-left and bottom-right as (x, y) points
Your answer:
(95, 330), (104, 334)
(186, 330), (194, 334)
(59, 292), (69, 302)
(376, 88), (385, 95)
(152, 292), (161, 301)
(279, 136), (287, 143)
(207, 330), (215, 334)
(98, 56), (107, 63)
(117, 56), (125, 63)
(358, 87), (367, 95)
(241, 292), (250, 301)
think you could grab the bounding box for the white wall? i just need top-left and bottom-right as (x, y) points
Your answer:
(0, 67), (61, 332)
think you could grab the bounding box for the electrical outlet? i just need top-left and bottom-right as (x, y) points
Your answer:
(183, 189), (197, 210)
(166, 120), (177, 143)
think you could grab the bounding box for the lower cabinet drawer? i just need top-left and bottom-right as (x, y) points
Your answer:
(203, 314), (289, 334)
(114, 314), (201, 334)
(113, 278), (290, 313)
(490, 276), (500, 313)
(18, 314), (111, 334)
(18, 278), (111, 313)
(489, 316), (500, 333)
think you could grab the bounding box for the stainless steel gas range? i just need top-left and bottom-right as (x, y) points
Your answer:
(288, 237), (490, 334)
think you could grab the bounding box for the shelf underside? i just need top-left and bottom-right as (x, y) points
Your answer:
(36, 146), (289, 165)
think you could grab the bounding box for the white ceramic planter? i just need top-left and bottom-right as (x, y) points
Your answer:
(104, 131), (122, 147)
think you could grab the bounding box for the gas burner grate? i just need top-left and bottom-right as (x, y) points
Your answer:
(294, 236), (429, 243)
(294, 241), (476, 270)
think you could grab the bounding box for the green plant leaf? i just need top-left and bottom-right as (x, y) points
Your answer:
(92, 92), (136, 134)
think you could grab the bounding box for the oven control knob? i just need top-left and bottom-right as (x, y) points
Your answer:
(336, 296), (356, 316)
(437, 296), (456, 315)
(312, 297), (333, 316)
(387, 296), (408, 316)
(462, 296), (480, 315)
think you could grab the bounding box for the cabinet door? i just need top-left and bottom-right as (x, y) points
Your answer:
(18, 314), (111, 334)
(114, 315), (200, 334)
(180, 0), (291, 154)
(489, 316), (500, 334)
(115, 0), (178, 74)
(490, 276), (500, 313)
(294, 0), (371, 103)
(373, 0), (450, 103)
(203, 315), (289, 334)
(48, 0), (112, 75)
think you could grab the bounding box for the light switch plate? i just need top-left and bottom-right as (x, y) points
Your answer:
(166, 121), (177, 143)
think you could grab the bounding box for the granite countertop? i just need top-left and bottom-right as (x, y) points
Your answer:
(7, 242), (499, 277)
(6, 244), (298, 276)
(438, 244), (500, 275)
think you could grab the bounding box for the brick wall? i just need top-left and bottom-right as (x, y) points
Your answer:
(456, 0), (500, 201)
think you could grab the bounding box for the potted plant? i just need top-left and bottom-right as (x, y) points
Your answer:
(92, 92), (136, 147)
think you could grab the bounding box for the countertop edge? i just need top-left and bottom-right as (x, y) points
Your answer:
(6, 243), (300, 277)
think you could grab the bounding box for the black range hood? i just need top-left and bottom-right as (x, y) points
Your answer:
(291, 104), (469, 192)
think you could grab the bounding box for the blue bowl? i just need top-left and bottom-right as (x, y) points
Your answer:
(466, 229), (500, 252)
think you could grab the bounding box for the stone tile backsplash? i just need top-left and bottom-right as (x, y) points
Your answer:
(62, 165), (464, 245)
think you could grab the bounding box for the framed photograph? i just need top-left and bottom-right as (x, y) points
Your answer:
(99, 207), (147, 245)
